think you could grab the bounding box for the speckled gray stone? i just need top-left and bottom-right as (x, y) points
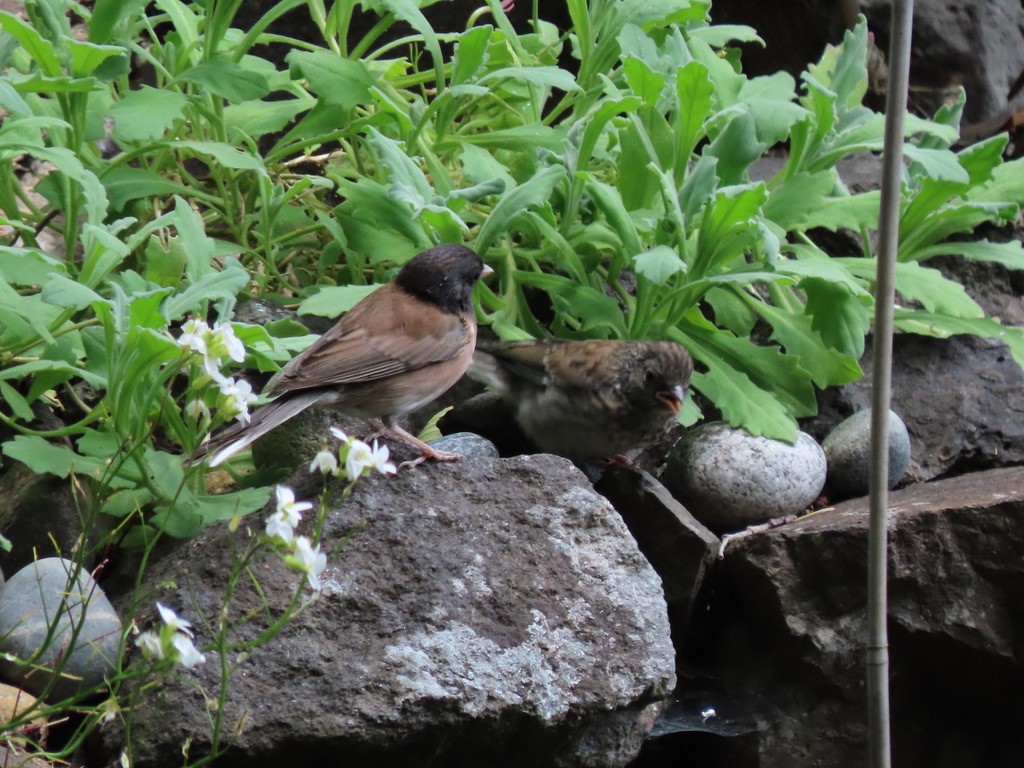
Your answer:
(429, 431), (499, 459)
(822, 409), (911, 497)
(664, 422), (827, 532)
(0, 557), (122, 700)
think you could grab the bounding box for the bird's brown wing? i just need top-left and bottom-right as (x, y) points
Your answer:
(268, 284), (472, 396)
(483, 339), (619, 390)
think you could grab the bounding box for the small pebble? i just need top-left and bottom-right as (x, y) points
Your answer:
(822, 409), (911, 497)
(0, 558), (122, 700)
(664, 422), (827, 532)
(429, 432), (499, 459)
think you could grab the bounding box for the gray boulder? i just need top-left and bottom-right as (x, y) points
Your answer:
(0, 557), (121, 701)
(101, 455), (676, 768)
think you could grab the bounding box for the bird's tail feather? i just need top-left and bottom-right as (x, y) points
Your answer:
(193, 391), (326, 468)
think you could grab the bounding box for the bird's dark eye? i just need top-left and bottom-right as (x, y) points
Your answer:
(644, 369), (656, 386)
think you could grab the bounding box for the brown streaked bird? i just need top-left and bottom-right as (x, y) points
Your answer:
(197, 244), (492, 468)
(469, 339), (693, 462)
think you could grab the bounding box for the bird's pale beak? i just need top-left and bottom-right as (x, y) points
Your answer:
(656, 385), (686, 415)
(481, 263), (495, 277)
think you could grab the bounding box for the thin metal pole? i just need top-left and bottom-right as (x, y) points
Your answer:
(868, 2), (914, 767)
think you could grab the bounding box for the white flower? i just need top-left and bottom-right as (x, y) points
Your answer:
(289, 535), (327, 591)
(171, 633), (207, 668)
(345, 439), (396, 480)
(135, 630), (164, 660)
(265, 510), (296, 543)
(210, 321), (246, 363)
(329, 426), (350, 444)
(216, 376), (257, 425)
(177, 318), (210, 355)
(266, 485), (312, 542)
(309, 450), (340, 476)
(276, 485), (313, 518)
(184, 399), (211, 421)
(156, 602), (193, 636)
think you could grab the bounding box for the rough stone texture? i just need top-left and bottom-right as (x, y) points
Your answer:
(0, 558), (122, 701)
(822, 408), (912, 498)
(806, 334), (1024, 482)
(100, 456), (675, 768)
(663, 424), (827, 532)
(686, 466), (1024, 768)
(594, 466), (719, 646)
(428, 431), (500, 459)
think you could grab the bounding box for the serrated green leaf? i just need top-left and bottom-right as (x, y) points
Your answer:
(0, 248), (63, 285)
(452, 25), (492, 85)
(0, 11), (61, 76)
(478, 66), (581, 93)
(674, 60), (714, 162)
(286, 50), (374, 108)
(904, 145), (970, 183)
(107, 86), (188, 142)
(101, 166), (189, 210)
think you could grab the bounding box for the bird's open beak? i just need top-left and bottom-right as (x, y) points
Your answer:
(656, 385), (686, 416)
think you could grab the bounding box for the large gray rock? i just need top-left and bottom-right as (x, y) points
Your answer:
(0, 557), (122, 701)
(101, 456), (676, 768)
(690, 466), (1024, 768)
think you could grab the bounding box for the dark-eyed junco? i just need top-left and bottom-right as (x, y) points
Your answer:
(198, 244), (492, 467)
(468, 339), (693, 461)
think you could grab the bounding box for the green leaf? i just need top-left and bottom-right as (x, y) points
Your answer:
(623, 56), (666, 105)
(66, 38), (128, 78)
(179, 59), (271, 103)
(163, 260), (250, 319)
(2, 435), (106, 479)
(475, 164), (565, 254)
(40, 275), (103, 309)
(452, 25), (492, 85)
(478, 66), (581, 93)
(634, 246), (685, 285)
(0, 11), (61, 76)
(298, 284), (382, 318)
(170, 140), (265, 171)
(514, 271), (628, 337)
(690, 363), (798, 441)
(704, 111), (766, 186)
(688, 24), (764, 47)
(748, 297), (862, 387)
(287, 50), (375, 108)
(674, 60), (714, 162)
(0, 248), (64, 285)
(903, 145), (970, 183)
(101, 166), (190, 210)
(89, 0), (150, 43)
(449, 125), (565, 152)
(916, 239), (1024, 270)
(838, 258), (984, 318)
(0, 381), (34, 421)
(224, 94), (315, 139)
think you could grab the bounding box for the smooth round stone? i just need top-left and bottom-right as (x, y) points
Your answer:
(822, 409), (911, 497)
(0, 558), (122, 700)
(665, 422), (827, 532)
(429, 431), (499, 459)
